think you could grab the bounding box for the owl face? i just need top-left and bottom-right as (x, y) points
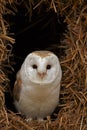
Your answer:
(22, 51), (62, 84)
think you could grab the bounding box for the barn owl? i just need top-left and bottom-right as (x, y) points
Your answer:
(13, 50), (62, 121)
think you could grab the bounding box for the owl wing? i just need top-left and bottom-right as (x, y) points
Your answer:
(13, 71), (22, 101)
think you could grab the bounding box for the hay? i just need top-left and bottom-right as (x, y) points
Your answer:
(0, 0), (87, 130)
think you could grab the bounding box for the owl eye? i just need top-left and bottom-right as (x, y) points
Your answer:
(46, 64), (51, 70)
(32, 64), (37, 69)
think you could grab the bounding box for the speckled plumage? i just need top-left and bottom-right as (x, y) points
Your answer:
(13, 50), (62, 120)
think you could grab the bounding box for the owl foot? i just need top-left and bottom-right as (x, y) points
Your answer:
(38, 118), (44, 122)
(25, 117), (32, 122)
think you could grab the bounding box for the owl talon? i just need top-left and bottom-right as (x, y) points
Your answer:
(25, 118), (32, 122)
(38, 118), (44, 122)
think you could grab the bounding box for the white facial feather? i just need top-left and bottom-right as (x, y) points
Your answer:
(13, 50), (62, 120)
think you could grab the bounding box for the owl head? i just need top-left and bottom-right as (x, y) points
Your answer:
(20, 51), (62, 85)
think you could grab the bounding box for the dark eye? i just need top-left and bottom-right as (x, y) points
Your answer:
(32, 64), (37, 69)
(46, 64), (51, 70)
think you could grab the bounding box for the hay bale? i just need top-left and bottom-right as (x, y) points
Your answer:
(0, 0), (87, 130)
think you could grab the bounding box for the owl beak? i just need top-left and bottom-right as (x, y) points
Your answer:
(38, 72), (46, 79)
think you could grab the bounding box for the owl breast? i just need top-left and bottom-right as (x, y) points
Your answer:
(14, 81), (60, 119)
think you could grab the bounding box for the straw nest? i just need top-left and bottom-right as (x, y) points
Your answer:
(0, 0), (87, 130)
